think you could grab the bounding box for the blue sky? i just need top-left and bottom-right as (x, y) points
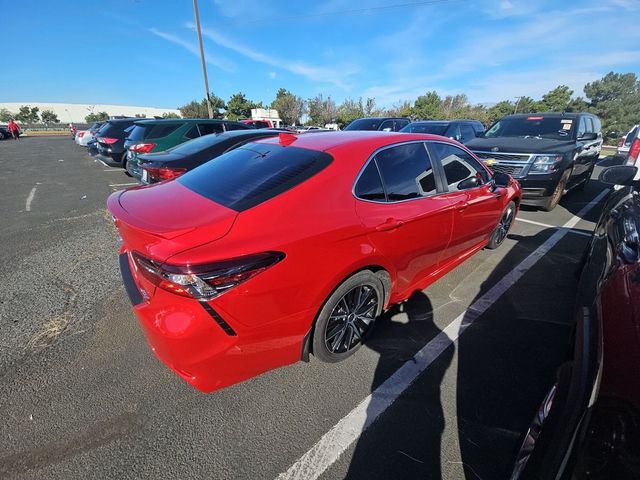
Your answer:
(2, 0), (639, 109)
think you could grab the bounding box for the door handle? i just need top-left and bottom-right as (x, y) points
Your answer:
(375, 218), (404, 232)
(456, 201), (469, 210)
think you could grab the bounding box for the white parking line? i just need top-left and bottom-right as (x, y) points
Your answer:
(276, 188), (610, 480)
(25, 186), (37, 212)
(109, 182), (138, 187)
(102, 169), (123, 172)
(517, 217), (592, 237)
(95, 159), (109, 167)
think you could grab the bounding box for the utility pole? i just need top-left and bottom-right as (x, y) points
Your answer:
(193, 0), (213, 119)
(513, 96), (523, 114)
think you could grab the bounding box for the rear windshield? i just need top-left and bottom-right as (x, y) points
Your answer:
(128, 125), (147, 142)
(178, 143), (333, 211)
(168, 133), (224, 155)
(484, 116), (575, 140)
(344, 119), (381, 131)
(400, 123), (448, 135)
(100, 121), (134, 136)
(145, 123), (181, 139)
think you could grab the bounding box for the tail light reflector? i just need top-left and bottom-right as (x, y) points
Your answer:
(78, 132), (85, 138)
(99, 137), (118, 145)
(142, 166), (187, 182)
(131, 251), (285, 300)
(130, 142), (157, 153)
(628, 138), (640, 165)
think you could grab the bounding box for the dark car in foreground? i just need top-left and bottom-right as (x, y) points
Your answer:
(124, 118), (252, 177)
(344, 117), (410, 132)
(466, 113), (602, 211)
(136, 128), (284, 183)
(400, 119), (485, 143)
(108, 131), (520, 392)
(0, 126), (10, 140)
(95, 118), (136, 166)
(513, 165), (640, 479)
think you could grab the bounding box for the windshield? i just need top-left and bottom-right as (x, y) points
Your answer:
(167, 132), (223, 155)
(400, 123), (448, 135)
(344, 119), (381, 131)
(484, 116), (575, 140)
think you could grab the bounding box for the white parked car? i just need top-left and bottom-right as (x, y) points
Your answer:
(622, 124), (640, 166)
(618, 124), (639, 156)
(75, 130), (92, 145)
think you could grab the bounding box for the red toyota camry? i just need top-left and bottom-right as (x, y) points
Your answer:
(108, 131), (521, 392)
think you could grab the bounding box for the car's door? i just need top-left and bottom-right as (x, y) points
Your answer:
(354, 142), (455, 295)
(427, 141), (504, 262)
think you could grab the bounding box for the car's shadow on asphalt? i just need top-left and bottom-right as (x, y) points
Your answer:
(346, 225), (587, 479)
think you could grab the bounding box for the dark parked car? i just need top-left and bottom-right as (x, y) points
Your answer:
(344, 117), (410, 132)
(136, 129), (285, 183)
(466, 113), (603, 211)
(0, 126), (10, 140)
(513, 165), (640, 479)
(94, 118), (137, 167)
(124, 118), (252, 177)
(400, 120), (485, 143)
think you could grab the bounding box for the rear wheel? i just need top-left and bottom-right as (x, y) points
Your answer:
(312, 271), (384, 363)
(542, 169), (571, 212)
(487, 201), (516, 249)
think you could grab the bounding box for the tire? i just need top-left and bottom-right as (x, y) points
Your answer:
(486, 201), (516, 249)
(312, 270), (384, 363)
(542, 169), (571, 212)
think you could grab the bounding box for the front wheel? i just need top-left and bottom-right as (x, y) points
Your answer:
(487, 201), (516, 249)
(312, 270), (384, 363)
(542, 169), (571, 212)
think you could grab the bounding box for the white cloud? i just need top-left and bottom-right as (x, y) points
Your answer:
(149, 28), (235, 73)
(268, 71), (277, 79)
(188, 23), (359, 89)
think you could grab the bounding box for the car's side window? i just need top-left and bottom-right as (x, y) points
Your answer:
(460, 124), (476, 143)
(185, 126), (200, 139)
(585, 117), (594, 133)
(374, 143), (436, 200)
(395, 120), (409, 131)
(577, 117), (587, 138)
(445, 123), (461, 141)
(354, 161), (386, 202)
(380, 120), (394, 131)
(428, 142), (489, 191)
(199, 123), (224, 135)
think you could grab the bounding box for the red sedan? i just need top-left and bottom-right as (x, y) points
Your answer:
(107, 131), (521, 392)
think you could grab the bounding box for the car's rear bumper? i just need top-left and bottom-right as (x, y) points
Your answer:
(118, 252), (308, 392)
(96, 152), (123, 167)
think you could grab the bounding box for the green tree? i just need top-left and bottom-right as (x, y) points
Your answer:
(513, 96), (539, 114)
(226, 92), (256, 121)
(162, 112), (181, 119)
(0, 108), (14, 122)
(85, 112), (109, 123)
(336, 98), (365, 128)
(134, 113), (146, 118)
(486, 101), (515, 124)
(538, 85), (573, 112)
(41, 109), (59, 124)
(271, 88), (305, 125)
(16, 105), (40, 124)
(411, 91), (443, 119)
(179, 93), (226, 119)
(307, 94), (337, 126)
(584, 72), (640, 137)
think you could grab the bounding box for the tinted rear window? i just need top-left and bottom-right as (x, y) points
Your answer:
(345, 119), (381, 131)
(101, 121), (134, 136)
(178, 143), (333, 211)
(145, 123), (181, 139)
(400, 123), (448, 135)
(128, 125), (147, 142)
(168, 133), (224, 155)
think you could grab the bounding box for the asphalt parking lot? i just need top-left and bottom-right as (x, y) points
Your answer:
(0, 136), (610, 479)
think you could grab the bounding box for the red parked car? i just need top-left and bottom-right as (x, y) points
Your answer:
(108, 131), (521, 392)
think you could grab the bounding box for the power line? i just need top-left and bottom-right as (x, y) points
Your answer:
(212, 0), (463, 26)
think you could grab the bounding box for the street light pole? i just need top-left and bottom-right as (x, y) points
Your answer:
(193, 0), (213, 119)
(513, 96), (523, 114)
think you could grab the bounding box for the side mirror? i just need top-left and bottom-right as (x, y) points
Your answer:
(599, 165), (638, 186)
(579, 132), (598, 141)
(457, 177), (481, 190)
(493, 172), (510, 188)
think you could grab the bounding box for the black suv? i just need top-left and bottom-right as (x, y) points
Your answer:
(400, 119), (485, 144)
(344, 117), (410, 132)
(95, 118), (137, 166)
(466, 112), (602, 211)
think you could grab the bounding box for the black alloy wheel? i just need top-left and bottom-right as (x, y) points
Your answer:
(312, 270), (384, 363)
(487, 201), (516, 249)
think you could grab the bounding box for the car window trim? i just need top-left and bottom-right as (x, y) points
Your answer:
(352, 140), (446, 204)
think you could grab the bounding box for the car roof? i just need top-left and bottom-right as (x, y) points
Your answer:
(134, 118), (235, 126)
(255, 130), (459, 153)
(504, 112), (592, 119)
(353, 117), (409, 121)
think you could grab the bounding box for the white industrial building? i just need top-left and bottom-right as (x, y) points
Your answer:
(0, 102), (180, 123)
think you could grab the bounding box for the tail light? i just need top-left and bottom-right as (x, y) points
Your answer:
(142, 166), (187, 182)
(627, 138), (640, 166)
(99, 137), (118, 145)
(131, 251), (285, 300)
(130, 142), (156, 154)
(78, 132), (85, 138)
